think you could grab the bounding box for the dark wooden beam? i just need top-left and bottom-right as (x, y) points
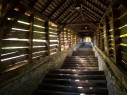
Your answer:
(100, 5), (111, 24)
(41, 0), (53, 14)
(61, 10), (75, 23)
(82, 8), (100, 21)
(45, 21), (50, 55)
(29, 0), (36, 7)
(48, 0), (67, 18)
(67, 14), (80, 23)
(81, 2), (102, 18)
(61, 22), (99, 25)
(66, 14), (79, 25)
(28, 14), (34, 63)
(82, 11), (96, 21)
(97, 0), (109, 8)
(78, 30), (93, 32)
(86, 0), (105, 13)
(18, 2), (59, 25)
(0, 0), (19, 24)
(55, 3), (74, 21)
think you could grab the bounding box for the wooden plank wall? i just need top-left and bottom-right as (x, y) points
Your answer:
(60, 29), (77, 51)
(94, 1), (127, 70)
(0, 6), (78, 81)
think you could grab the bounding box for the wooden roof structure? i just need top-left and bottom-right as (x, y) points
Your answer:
(1, 0), (111, 36)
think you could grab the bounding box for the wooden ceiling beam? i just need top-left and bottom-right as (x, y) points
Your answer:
(82, 7), (100, 20)
(61, 10), (75, 23)
(41, 0), (53, 14)
(0, 0), (19, 24)
(78, 30), (93, 32)
(61, 22), (99, 25)
(86, 0), (105, 13)
(67, 14), (81, 23)
(82, 11), (95, 21)
(97, 0), (109, 8)
(48, 0), (67, 18)
(18, 2), (59, 25)
(29, 0), (36, 7)
(66, 13), (79, 23)
(55, 3), (74, 21)
(81, 2), (102, 18)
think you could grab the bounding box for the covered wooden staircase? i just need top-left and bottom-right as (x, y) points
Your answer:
(33, 42), (108, 95)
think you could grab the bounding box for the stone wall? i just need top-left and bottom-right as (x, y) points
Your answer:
(0, 48), (73, 95)
(93, 47), (127, 95)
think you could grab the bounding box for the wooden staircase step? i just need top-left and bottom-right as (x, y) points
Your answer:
(37, 84), (108, 94)
(42, 79), (107, 87)
(61, 66), (99, 70)
(49, 70), (104, 75)
(33, 48), (108, 95)
(66, 56), (96, 58)
(34, 89), (108, 95)
(64, 61), (98, 63)
(45, 74), (106, 80)
(62, 64), (98, 67)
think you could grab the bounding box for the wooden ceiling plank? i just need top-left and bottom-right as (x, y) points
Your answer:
(18, 2), (59, 25)
(48, 0), (67, 18)
(60, 10), (75, 23)
(78, 30), (93, 32)
(55, 3), (74, 21)
(29, 0), (36, 7)
(66, 13), (79, 23)
(82, 7), (100, 20)
(97, 0), (109, 8)
(41, 0), (53, 14)
(81, 1), (102, 18)
(82, 11), (97, 22)
(61, 22), (98, 25)
(86, 0), (105, 13)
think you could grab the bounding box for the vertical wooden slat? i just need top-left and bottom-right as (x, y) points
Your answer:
(28, 14), (34, 63)
(57, 26), (61, 51)
(103, 17), (110, 55)
(45, 21), (50, 55)
(0, 22), (5, 63)
(112, 6), (121, 64)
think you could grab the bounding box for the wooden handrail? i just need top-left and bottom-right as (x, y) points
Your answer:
(94, 45), (127, 90)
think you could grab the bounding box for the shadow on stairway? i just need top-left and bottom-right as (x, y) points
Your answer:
(33, 42), (109, 95)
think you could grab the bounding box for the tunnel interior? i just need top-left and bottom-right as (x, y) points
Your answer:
(0, 0), (127, 95)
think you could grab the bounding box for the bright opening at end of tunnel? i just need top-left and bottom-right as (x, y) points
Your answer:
(83, 36), (91, 42)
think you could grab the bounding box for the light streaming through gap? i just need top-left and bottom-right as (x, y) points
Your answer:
(1, 54), (28, 61)
(2, 46), (29, 49)
(120, 43), (127, 47)
(33, 31), (45, 34)
(12, 28), (29, 31)
(1, 51), (18, 56)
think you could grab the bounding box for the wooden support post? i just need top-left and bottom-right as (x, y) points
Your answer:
(28, 14), (34, 63)
(112, 7), (121, 64)
(45, 21), (50, 55)
(57, 26), (61, 51)
(0, 22), (5, 63)
(103, 17), (110, 55)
